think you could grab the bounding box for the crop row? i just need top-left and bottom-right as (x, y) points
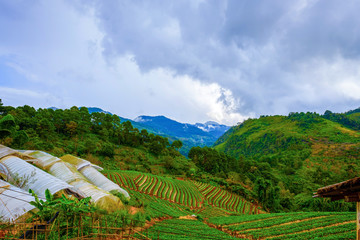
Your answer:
(193, 181), (260, 214)
(105, 171), (138, 190)
(226, 212), (337, 231)
(133, 219), (237, 240)
(133, 173), (203, 208)
(126, 189), (192, 218)
(106, 172), (189, 218)
(196, 205), (239, 218)
(271, 222), (356, 240)
(208, 212), (301, 225)
(243, 214), (355, 239)
(209, 212), (356, 240)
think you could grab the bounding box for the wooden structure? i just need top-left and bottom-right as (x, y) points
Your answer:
(314, 176), (360, 240)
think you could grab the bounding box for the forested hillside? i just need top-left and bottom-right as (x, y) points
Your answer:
(0, 100), (192, 176)
(208, 111), (360, 212)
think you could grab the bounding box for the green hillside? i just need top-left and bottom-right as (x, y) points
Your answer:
(213, 112), (360, 212)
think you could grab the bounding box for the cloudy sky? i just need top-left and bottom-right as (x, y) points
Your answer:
(1, 0), (360, 125)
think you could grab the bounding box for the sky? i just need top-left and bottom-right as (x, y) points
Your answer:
(1, 0), (360, 125)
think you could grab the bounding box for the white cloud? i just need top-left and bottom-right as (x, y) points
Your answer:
(2, 0), (360, 126)
(0, 86), (60, 108)
(0, 0), (245, 125)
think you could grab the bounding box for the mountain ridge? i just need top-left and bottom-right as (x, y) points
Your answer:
(49, 107), (230, 155)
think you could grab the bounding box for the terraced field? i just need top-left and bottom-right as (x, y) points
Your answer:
(133, 219), (237, 240)
(106, 171), (203, 208)
(128, 189), (192, 218)
(134, 173), (203, 208)
(208, 212), (356, 239)
(106, 170), (139, 190)
(105, 170), (262, 219)
(193, 181), (261, 214)
(105, 171), (355, 239)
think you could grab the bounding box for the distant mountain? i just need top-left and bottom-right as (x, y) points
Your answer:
(60, 107), (230, 156)
(133, 115), (230, 155)
(194, 121), (231, 138)
(134, 116), (210, 138)
(87, 107), (113, 115)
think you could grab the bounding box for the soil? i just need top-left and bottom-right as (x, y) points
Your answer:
(178, 215), (197, 220)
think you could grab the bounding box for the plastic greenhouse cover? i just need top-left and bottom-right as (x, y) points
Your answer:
(0, 156), (75, 198)
(25, 152), (122, 206)
(24, 150), (62, 170)
(60, 154), (103, 171)
(60, 154), (129, 198)
(0, 179), (36, 222)
(80, 166), (130, 199)
(0, 144), (21, 160)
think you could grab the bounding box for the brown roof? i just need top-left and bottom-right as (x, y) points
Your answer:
(314, 177), (360, 202)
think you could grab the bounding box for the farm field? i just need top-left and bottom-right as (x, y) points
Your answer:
(193, 181), (262, 214)
(208, 212), (356, 239)
(133, 219), (237, 240)
(105, 170), (260, 216)
(104, 171), (357, 239)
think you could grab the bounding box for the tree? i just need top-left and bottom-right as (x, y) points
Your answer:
(66, 121), (78, 137)
(171, 140), (183, 150)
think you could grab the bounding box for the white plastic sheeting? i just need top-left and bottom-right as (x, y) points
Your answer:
(61, 155), (130, 199)
(60, 154), (103, 171)
(25, 151), (123, 209)
(0, 156), (75, 198)
(80, 166), (130, 199)
(24, 150), (62, 170)
(0, 144), (20, 159)
(0, 179), (36, 222)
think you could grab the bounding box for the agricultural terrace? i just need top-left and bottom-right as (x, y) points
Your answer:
(208, 212), (356, 239)
(127, 189), (193, 218)
(106, 171), (203, 208)
(195, 205), (240, 218)
(193, 181), (261, 214)
(133, 219), (237, 240)
(105, 171), (139, 191)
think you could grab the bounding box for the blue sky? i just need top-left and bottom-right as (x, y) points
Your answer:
(1, 0), (360, 125)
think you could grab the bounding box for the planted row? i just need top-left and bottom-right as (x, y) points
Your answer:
(208, 212), (298, 226)
(226, 212), (336, 231)
(105, 171), (138, 190)
(271, 221), (356, 240)
(133, 219), (237, 240)
(134, 173), (203, 208)
(210, 212), (356, 240)
(245, 214), (355, 239)
(193, 181), (261, 214)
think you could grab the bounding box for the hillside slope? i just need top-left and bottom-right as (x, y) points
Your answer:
(214, 112), (360, 211)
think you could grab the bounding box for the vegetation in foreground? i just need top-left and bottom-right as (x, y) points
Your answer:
(208, 212), (356, 240)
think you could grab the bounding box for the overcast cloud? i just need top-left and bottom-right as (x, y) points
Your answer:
(1, 0), (360, 125)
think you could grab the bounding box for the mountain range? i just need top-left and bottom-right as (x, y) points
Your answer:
(49, 107), (231, 155)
